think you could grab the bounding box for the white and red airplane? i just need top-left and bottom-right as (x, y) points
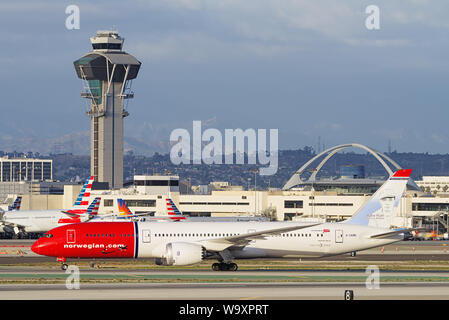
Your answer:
(32, 169), (417, 271)
(0, 177), (96, 235)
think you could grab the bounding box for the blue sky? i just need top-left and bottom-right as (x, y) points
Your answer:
(1, 0), (449, 155)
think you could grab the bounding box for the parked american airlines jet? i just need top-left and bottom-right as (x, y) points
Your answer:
(32, 170), (416, 271)
(0, 177), (95, 235)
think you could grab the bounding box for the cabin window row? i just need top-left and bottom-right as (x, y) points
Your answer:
(85, 234), (134, 238)
(83, 233), (326, 238)
(151, 233), (326, 238)
(154, 233), (240, 237)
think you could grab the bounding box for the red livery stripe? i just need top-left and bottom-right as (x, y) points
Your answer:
(392, 169), (412, 178)
(58, 217), (81, 224)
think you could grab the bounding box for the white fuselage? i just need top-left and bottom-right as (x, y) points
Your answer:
(1, 211), (145, 233)
(133, 221), (403, 259)
(1, 210), (72, 233)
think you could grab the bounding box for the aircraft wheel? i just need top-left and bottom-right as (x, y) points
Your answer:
(212, 263), (220, 271)
(228, 263), (238, 271)
(61, 263), (68, 271)
(350, 251), (356, 257)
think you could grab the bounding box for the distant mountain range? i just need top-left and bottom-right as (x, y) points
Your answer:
(48, 148), (449, 189)
(0, 130), (171, 156)
(3, 130), (449, 188)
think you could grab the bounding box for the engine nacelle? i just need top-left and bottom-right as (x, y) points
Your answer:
(154, 242), (206, 266)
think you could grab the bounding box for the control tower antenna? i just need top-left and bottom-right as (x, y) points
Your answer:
(73, 30), (141, 189)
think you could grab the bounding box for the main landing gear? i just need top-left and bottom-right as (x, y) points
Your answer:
(211, 262), (238, 271)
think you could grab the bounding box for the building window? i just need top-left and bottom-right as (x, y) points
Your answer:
(413, 203), (449, 211)
(135, 180), (179, 187)
(284, 200), (303, 209)
(125, 200), (156, 207)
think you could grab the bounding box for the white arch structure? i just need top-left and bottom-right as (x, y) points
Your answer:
(282, 143), (402, 190)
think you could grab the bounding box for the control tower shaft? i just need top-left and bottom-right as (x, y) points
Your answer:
(73, 30), (141, 189)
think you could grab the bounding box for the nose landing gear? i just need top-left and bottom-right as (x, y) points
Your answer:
(57, 257), (68, 270)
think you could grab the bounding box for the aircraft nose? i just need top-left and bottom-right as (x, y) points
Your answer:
(31, 236), (57, 257)
(31, 239), (40, 255)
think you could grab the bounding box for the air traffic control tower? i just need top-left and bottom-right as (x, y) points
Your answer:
(73, 30), (141, 189)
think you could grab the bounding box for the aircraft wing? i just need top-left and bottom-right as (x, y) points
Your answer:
(200, 223), (321, 252)
(94, 212), (156, 219)
(121, 212), (155, 218)
(61, 211), (82, 218)
(369, 227), (426, 239)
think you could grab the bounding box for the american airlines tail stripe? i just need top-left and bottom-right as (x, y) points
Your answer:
(133, 221), (139, 259)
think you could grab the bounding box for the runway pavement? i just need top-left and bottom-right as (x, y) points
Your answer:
(0, 280), (448, 300)
(0, 239), (448, 300)
(0, 268), (447, 299)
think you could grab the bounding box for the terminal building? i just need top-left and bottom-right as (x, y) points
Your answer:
(0, 156), (63, 211)
(0, 156), (52, 182)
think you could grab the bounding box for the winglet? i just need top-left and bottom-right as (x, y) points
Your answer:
(117, 199), (134, 216)
(66, 176), (95, 214)
(166, 198), (186, 221)
(8, 196), (22, 211)
(87, 197), (101, 216)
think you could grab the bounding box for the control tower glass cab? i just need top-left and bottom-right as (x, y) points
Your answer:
(90, 30), (123, 51)
(73, 30), (141, 190)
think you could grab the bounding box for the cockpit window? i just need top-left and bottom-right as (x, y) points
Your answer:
(45, 233), (53, 238)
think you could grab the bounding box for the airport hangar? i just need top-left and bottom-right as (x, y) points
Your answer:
(2, 143), (449, 233)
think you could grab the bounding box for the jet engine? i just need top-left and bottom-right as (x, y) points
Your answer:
(154, 242), (206, 266)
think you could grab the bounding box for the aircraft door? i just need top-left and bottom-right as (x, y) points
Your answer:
(142, 229), (151, 243)
(335, 230), (343, 243)
(67, 229), (76, 243)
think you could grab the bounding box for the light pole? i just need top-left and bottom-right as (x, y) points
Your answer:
(251, 169), (259, 215)
(446, 211), (449, 239)
(308, 168), (317, 219)
(164, 169), (171, 197)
